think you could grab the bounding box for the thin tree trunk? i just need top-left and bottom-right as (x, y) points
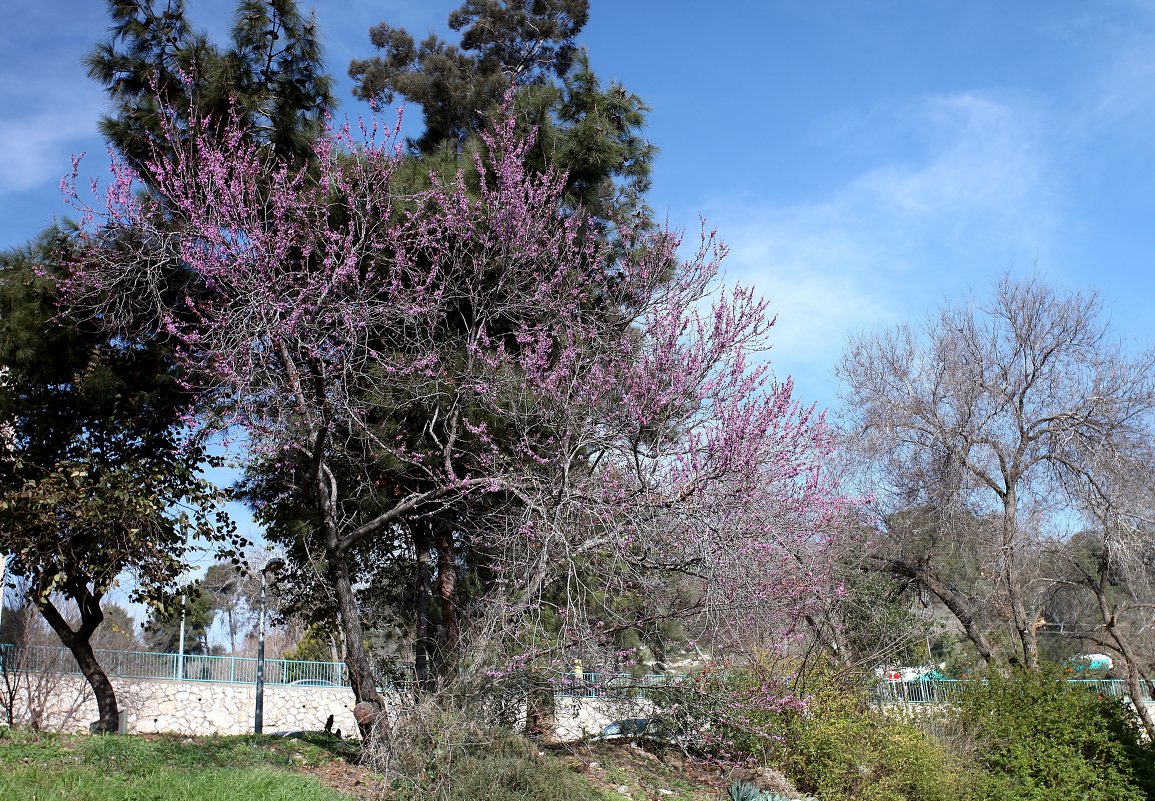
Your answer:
(310, 442), (387, 738)
(36, 594), (119, 733)
(326, 550), (386, 722)
(1002, 492), (1040, 671)
(874, 557), (1000, 668)
(1093, 587), (1155, 740)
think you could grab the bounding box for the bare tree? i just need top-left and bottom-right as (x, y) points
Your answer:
(1050, 447), (1155, 739)
(840, 276), (1155, 670)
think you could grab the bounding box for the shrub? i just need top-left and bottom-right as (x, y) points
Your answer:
(370, 701), (601, 801)
(954, 667), (1155, 801)
(652, 658), (967, 801)
(770, 676), (966, 801)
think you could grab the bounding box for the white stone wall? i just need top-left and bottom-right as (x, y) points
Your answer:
(8, 675), (358, 736)
(5, 673), (650, 741)
(552, 696), (654, 741)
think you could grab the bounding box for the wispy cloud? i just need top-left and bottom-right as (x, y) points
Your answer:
(0, 3), (106, 200)
(698, 91), (1061, 403)
(0, 109), (102, 194)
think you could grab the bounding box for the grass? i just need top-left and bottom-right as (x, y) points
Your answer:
(0, 728), (729, 801)
(0, 729), (357, 800)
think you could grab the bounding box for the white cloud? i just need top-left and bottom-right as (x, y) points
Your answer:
(697, 91), (1061, 404)
(0, 109), (101, 194)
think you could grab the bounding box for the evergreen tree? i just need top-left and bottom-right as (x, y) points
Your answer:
(86, 0), (334, 168)
(349, 0), (655, 224)
(143, 584), (215, 654)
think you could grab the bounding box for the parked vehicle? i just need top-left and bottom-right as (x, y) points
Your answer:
(288, 679), (339, 687)
(1065, 653), (1114, 672)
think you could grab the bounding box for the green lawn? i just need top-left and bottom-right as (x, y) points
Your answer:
(0, 730), (357, 800)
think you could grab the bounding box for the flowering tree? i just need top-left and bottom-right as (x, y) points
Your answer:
(63, 103), (851, 737)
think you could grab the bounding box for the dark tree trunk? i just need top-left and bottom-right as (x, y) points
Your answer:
(326, 550), (386, 724)
(524, 669), (556, 740)
(412, 523), (434, 692)
(434, 525), (459, 656)
(310, 439), (387, 739)
(36, 590), (119, 733)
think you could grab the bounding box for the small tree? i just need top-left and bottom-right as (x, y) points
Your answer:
(143, 583), (215, 655)
(0, 231), (234, 733)
(0, 582), (96, 732)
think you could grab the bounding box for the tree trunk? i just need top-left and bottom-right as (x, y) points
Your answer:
(524, 669), (556, 740)
(36, 593), (119, 733)
(999, 489), (1040, 671)
(434, 525), (459, 657)
(311, 444), (387, 738)
(1014, 612), (1040, 671)
(1093, 588), (1155, 741)
(413, 523), (434, 693)
(326, 549), (386, 725)
(874, 557), (1000, 668)
(1117, 635), (1155, 742)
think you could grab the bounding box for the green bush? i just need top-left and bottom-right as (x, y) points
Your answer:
(771, 677), (966, 801)
(654, 659), (967, 801)
(955, 667), (1155, 801)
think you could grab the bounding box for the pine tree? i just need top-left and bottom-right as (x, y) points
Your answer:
(349, 0), (655, 224)
(86, 0), (334, 168)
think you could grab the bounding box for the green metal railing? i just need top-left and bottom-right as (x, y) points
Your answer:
(0, 643), (348, 687)
(552, 671), (686, 699)
(870, 677), (1153, 705)
(0, 645), (674, 697)
(5, 642), (1147, 706)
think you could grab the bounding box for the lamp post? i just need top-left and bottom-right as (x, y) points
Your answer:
(0, 554), (10, 641)
(176, 593), (186, 680)
(254, 557), (285, 735)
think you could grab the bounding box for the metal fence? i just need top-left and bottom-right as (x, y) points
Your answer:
(0, 644), (676, 698)
(552, 671), (685, 699)
(0, 643), (349, 687)
(870, 677), (1153, 705)
(4, 643), (1149, 706)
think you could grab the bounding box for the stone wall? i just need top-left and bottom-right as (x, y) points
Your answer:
(3, 673), (648, 741)
(551, 696), (654, 742)
(7, 675), (358, 736)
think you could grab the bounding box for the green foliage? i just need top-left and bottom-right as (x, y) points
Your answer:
(830, 564), (932, 668)
(143, 583), (216, 654)
(770, 680), (965, 801)
(86, 0), (335, 168)
(955, 667), (1155, 801)
(0, 228), (236, 729)
(655, 660), (966, 801)
(0, 230), (235, 625)
(349, 0), (654, 225)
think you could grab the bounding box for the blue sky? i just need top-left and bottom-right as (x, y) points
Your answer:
(5, 2), (1155, 601)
